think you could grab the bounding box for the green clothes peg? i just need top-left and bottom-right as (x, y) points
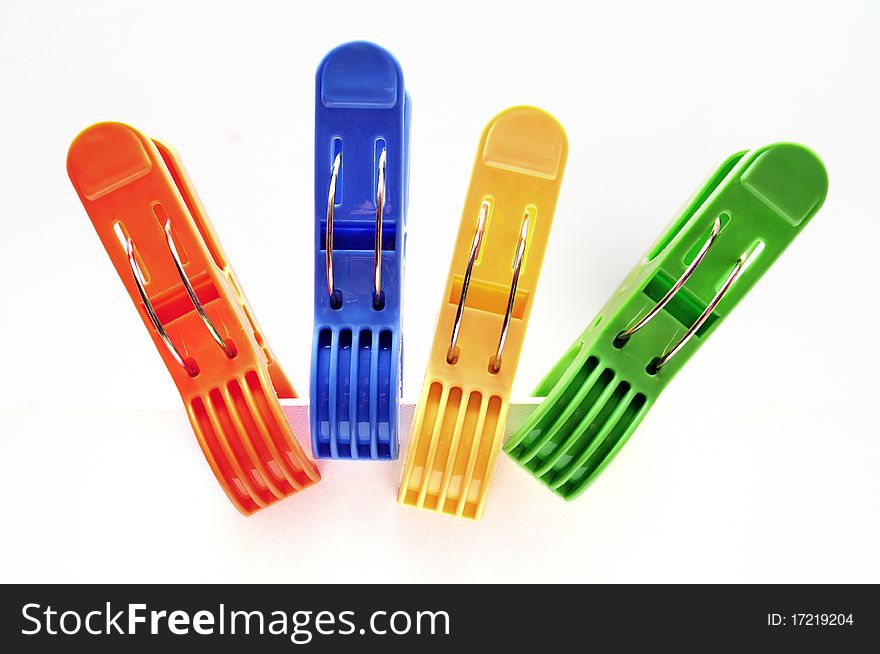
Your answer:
(504, 142), (828, 500)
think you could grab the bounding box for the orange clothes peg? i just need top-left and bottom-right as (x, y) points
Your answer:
(398, 107), (568, 519)
(67, 122), (320, 515)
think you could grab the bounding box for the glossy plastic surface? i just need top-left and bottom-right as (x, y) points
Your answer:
(398, 107), (567, 519)
(311, 42), (411, 460)
(68, 122), (321, 515)
(505, 143), (828, 500)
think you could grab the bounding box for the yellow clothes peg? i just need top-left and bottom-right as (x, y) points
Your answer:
(398, 106), (567, 519)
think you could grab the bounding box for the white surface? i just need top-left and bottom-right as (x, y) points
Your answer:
(1, 0), (878, 583)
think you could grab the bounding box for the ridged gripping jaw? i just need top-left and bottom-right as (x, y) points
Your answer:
(67, 122), (320, 515)
(398, 107), (568, 519)
(311, 42), (411, 460)
(505, 143), (828, 500)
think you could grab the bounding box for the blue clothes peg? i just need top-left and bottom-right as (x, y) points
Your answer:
(311, 41), (411, 460)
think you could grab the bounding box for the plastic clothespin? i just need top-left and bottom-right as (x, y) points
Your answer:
(311, 42), (411, 460)
(67, 122), (321, 515)
(398, 107), (568, 519)
(505, 143), (828, 500)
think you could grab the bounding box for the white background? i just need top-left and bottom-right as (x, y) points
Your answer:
(1, 0), (878, 583)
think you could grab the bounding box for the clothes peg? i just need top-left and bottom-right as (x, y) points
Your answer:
(67, 122), (321, 515)
(505, 143), (828, 500)
(398, 107), (567, 519)
(311, 42), (411, 460)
